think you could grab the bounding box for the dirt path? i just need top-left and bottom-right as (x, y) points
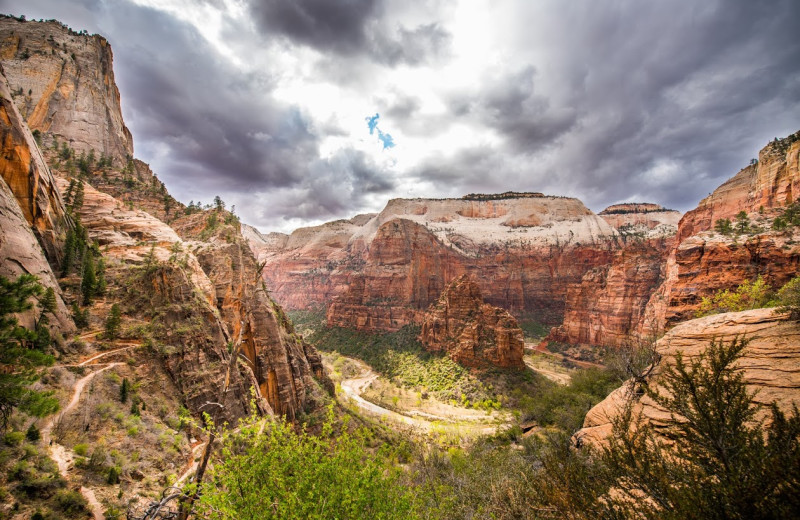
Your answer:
(339, 360), (503, 436)
(523, 359), (571, 385)
(76, 344), (139, 366)
(42, 363), (122, 520)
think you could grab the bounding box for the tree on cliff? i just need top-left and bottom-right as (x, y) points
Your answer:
(0, 274), (58, 428)
(600, 337), (800, 519)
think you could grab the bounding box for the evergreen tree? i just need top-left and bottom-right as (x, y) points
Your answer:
(81, 251), (97, 305)
(601, 338), (800, 519)
(71, 302), (89, 329)
(0, 275), (58, 428)
(105, 303), (121, 340)
(119, 377), (130, 403)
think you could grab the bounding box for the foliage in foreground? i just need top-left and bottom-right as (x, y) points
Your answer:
(0, 274), (58, 429)
(195, 407), (420, 520)
(599, 337), (800, 519)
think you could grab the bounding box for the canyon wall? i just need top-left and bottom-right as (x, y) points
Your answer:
(0, 18), (328, 423)
(642, 133), (800, 334)
(0, 16), (133, 162)
(260, 194), (620, 331)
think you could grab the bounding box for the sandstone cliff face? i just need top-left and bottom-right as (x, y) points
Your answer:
(0, 16), (133, 162)
(575, 309), (800, 447)
(172, 213), (330, 420)
(0, 166), (73, 333)
(676, 134), (800, 242)
(264, 195), (618, 331)
(0, 64), (69, 264)
(548, 238), (672, 348)
(642, 133), (800, 334)
(0, 18), (328, 423)
(419, 275), (524, 368)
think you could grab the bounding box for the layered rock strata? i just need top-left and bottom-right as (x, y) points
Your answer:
(264, 194), (618, 331)
(0, 64), (72, 333)
(0, 16), (133, 162)
(643, 133), (800, 334)
(419, 275), (524, 368)
(575, 308), (800, 447)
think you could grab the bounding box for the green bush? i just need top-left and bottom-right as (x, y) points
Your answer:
(73, 443), (89, 457)
(54, 489), (89, 516)
(25, 423), (40, 442)
(197, 407), (421, 519)
(695, 276), (773, 317)
(4, 431), (25, 446)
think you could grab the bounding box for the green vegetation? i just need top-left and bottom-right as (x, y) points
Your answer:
(777, 275), (800, 321)
(695, 275), (774, 317)
(104, 303), (122, 339)
(772, 199), (800, 231)
(0, 275), (58, 429)
(196, 407), (420, 519)
(311, 325), (496, 402)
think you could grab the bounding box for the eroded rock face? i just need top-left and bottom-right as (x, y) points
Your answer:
(0, 17), (133, 163)
(598, 203), (681, 240)
(575, 309), (800, 447)
(0, 168), (73, 334)
(419, 275), (524, 368)
(643, 133), (800, 334)
(676, 135), (800, 242)
(265, 195), (618, 331)
(0, 64), (69, 264)
(548, 239), (672, 348)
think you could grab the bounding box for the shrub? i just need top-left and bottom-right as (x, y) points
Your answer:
(25, 423), (40, 442)
(4, 431), (25, 446)
(106, 465), (121, 484)
(695, 276), (773, 317)
(196, 407), (420, 519)
(54, 489), (89, 516)
(73, 443), (89, 457)
(777, 275), (800, 321)
(104, 304), (122, 340)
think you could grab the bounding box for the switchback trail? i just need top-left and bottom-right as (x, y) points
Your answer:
(42, 362), (122, 520)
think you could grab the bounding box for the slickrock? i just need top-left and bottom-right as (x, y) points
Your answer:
(419, 275), (524, 368)
(575, 308), (800, 447)
(265, 194), (618, 330)
(0, 64), (69, 263)
(0, 16), (133, 162)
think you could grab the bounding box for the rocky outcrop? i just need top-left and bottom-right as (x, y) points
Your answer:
(575, 308), (800, 447)
(0, 16), (133, 163)
(0, 166), (73, 334)
(676, 133), (799, 242)
(598, 203), (681, 240)
(643, 132), (800, 334)
(266, 195), (618, 330)
(548, 239), (672, 348)
(419, 275), (524, 368)
(173, 212), (331, 420)
(0, 64), (69, 264)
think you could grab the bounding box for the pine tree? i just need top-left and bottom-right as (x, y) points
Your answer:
(81, 251), (96, 305)
(119, 377), (130, 403)
(0, 275), (58, 428)
(105, 303), (121, 340)
(601, 338), (800, 518)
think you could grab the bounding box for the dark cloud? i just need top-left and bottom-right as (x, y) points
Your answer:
(248, 0), (380, 55)
(247, 0), (451, 67)
(258, 148), (395, 221)
(3, 0), (799, 230)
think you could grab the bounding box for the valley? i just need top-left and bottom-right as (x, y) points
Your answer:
(0, 11), (798, 520)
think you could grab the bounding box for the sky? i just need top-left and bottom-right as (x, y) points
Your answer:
(2, 0), (799, 233)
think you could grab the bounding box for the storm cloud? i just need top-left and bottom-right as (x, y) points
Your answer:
(2, 0), (798, 231)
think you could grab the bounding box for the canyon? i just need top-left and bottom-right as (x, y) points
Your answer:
(0, 16), (330, 424)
